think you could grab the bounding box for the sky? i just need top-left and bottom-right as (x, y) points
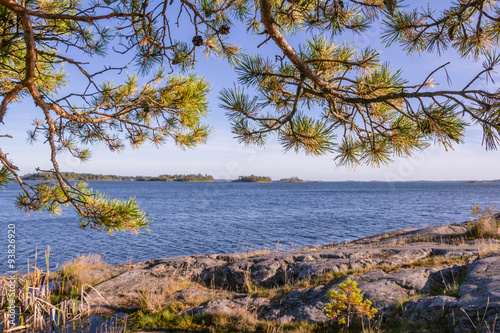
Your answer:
(1, 1), (500, 181)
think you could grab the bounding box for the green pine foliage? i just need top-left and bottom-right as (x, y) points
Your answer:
(15, 182), (70, 216)
(15, 181), (150, 233)
(0, 166), (14, 190)
(218, 0), (500, 166)
(2, 0), (500, 232)
(75, 186), (150, 234)
(1, 0), (216, 233)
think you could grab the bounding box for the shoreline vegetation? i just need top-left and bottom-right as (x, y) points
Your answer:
(278, 177), (304, 182)
(1, 212), (499, 332)
(21, 172), (308, 183)
(20, 172), (500, 183)
(231, 175), (272, 183)
(22, 172), (215, 182)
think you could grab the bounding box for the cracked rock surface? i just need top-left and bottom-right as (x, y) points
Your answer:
(81, 219), (499, 332)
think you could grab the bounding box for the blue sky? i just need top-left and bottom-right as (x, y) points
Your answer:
(2, 1), (500, 181)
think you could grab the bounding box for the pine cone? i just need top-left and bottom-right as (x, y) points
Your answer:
(219, 24), (230, 35)
(448, 26), (456, 40)
(384, 0), (397, 16)
(192, 35), (203, 46)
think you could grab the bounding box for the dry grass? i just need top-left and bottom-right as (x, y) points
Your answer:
(466, 205), (500, 239)
(206, 305), (260, 331)
(127, 305), (383, 333)
(54, 253), (108, 296)
(476, 240), (500, 258)
(395, 293), (427, 312)
(128, 300), (265, 332)
(460, 298), (498, 333)
(137, 275), (203, 313)
(408, 235), (471, 246)
(402, 255), (471, 269)
(183, 288), (219, 307)
(0, 248), (93, 332)
(240, 263), (400, 299)
(427, 268), (467, 298)
(466, 217), (500, 239)
(466, 218), (500, 239)
(238, 256), (470, 301)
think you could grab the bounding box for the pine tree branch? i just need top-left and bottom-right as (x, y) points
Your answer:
(0, 0), (144, 23)
(0, 149), (35, 201)
(0, 148), (19, 171)
(259, 0), (498, 112)
(259, 0), (341, 99)
(0, 82), (24, 124)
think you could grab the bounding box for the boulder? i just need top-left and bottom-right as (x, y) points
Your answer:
(454, 255), (500, 333)
(402, 296), (457, 325)
(353, 279), (407, 311)
(85, 269), (166, 313)
(178, 297), (269, 317)
(262, 285), (331, 323)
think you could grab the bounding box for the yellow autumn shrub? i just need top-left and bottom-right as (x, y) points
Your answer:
(325, 278), (377, 328)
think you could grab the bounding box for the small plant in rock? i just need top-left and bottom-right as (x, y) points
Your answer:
(325, 278), (377, 328)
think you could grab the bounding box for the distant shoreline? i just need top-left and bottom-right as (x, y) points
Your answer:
(19, 172), (500, 183)
(22, 172), (214, 182)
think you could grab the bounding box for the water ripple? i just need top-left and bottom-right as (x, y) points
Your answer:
(1, 181), (499, 272)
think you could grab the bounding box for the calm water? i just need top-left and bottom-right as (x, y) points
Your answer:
(1, 181), (499, 272)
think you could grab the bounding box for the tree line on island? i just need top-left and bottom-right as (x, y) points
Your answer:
(22, 172), (215, 182)
(232, 175), (272, 183)
(233, 176), (305, 183)
(21, 172), (305, 183)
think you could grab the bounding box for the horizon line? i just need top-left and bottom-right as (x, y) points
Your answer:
(20, 171), (500, 183)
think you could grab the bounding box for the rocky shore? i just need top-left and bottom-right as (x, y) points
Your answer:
(79, 219), (499, 332)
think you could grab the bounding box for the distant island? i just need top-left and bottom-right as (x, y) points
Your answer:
(137, 174), (214, 182)
(232, 175), (272, 183)
(22, 172), (135, 181)
(22, 172), (214, 182)
(466, 179), (500, 183)
(22, 173), (500, 183)
(278, 177), (303, 182)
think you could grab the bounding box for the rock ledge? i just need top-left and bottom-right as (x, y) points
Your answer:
(84, 219), (500, 332)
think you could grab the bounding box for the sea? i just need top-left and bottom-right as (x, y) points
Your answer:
(1, 181), (499, 273)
